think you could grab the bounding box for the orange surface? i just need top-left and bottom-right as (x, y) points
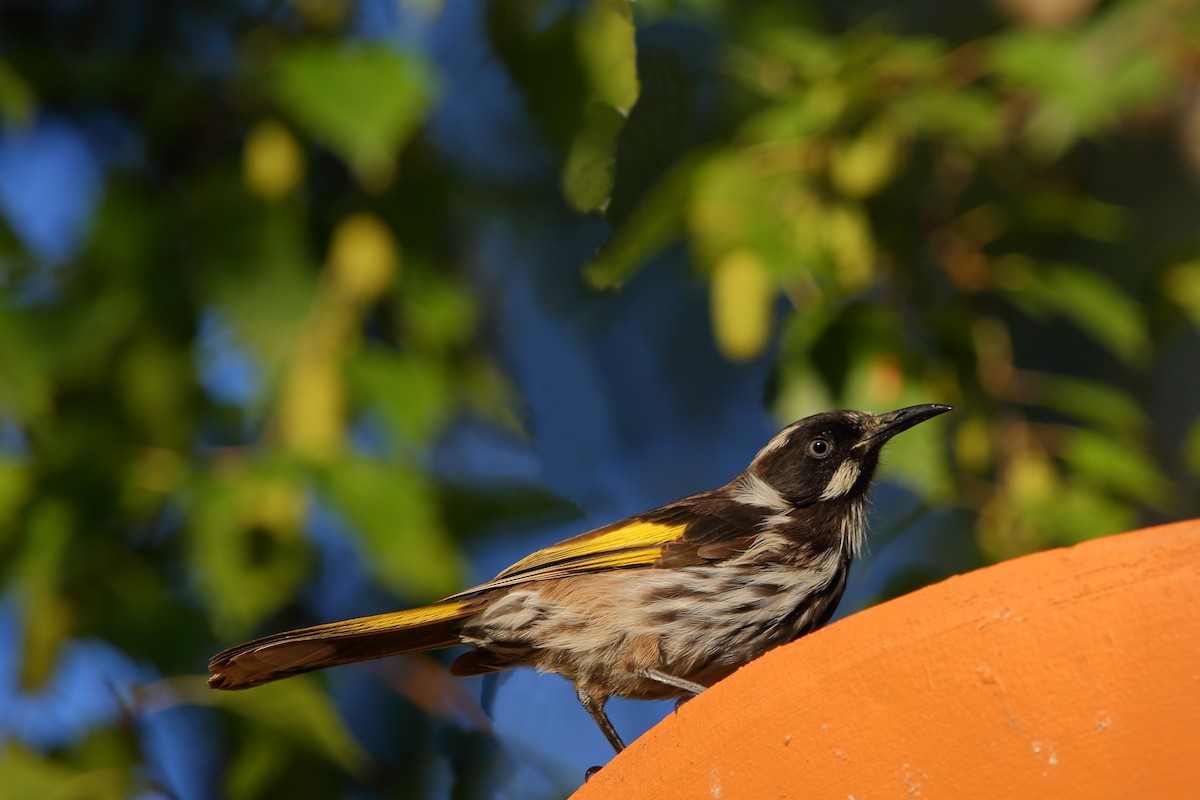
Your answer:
(573, 519), (1200, 799)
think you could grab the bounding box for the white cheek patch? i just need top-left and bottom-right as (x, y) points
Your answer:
(819, 460), (861, 501)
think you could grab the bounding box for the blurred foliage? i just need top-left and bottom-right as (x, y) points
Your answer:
(1, 0), (1199, 797)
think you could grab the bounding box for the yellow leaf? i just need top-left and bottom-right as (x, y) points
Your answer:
(328, 213), (399, 305)
(829, 118), (902, 198)
(826, 202), (875, 289)
(954, 416), (993, 474)
(279, 354), (344, 462)
(249, 478), (306, 537)
(1008, 450), (1058, 504)
(1163, 260), (1200, 325)
(243, 120), (305, 200)
(710, 249), (774, 361)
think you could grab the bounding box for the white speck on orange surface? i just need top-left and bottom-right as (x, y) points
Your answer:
(1032, 740), (1058, 776)
(901, 763), (926, 797)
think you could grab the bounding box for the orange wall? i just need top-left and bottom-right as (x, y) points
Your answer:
(574, 519), (1200, 798)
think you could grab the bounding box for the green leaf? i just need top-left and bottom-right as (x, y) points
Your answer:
(0, 59), (35, 125)
(1036, 374), (1144, 433)
(116, 336), (192, 445)
(1069, 198), (1130, 243)
(989, 19), (1174, 160)
(688, 151), (798, 273)
(1001, 262), (1150, 364)
(209, 678), (369, 775)
(202, 204), (317, 392)
(268, 44), (435, 186)
(747, 28), (839, 85)
(576, 0), (639, 112)
(1062, 428), (1168, 507)
(1044, 482), (1134, 545)
(0, 746), (80, 800)
(563, 100), (628, 213)
(1042, 266), (1149, 363)
(225, 737), (289, 800)
(399, 269), (478, 352)
(323, 458), (462, 598)
(989, 30), (1098, 158)
(897, 86), (1004, 153)
(188, 467), (310, 636)
(0, 290), (140, 427)
(15, 499), (73, 688)
(0, 456), (30, 546)
(691, 153), (772, 260)
(739, 82), (847, 143)
(823, 201), (875, 289)
(584, 152), (703, 289)
(348, 349), (452, 443)
(1162, 260), (1200, 326)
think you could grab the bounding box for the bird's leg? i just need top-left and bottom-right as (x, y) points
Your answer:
(632, 667), (708, 696)
(575, 685), (626, 754)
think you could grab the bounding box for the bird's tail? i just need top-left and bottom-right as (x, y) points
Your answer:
(208, 599), (477, 690)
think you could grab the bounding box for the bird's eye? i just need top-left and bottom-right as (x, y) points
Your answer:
(808, 438), (832, 459)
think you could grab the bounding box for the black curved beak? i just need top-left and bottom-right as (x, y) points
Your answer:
(855, 404), (952, 449)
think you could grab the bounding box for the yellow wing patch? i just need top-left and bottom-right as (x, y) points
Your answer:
(497, 520), (687, 579)
(556, 546), (666, 572)
(286, 600), (473, 639)
(448, 546), (668, 597)
(442, 521), (689, 600)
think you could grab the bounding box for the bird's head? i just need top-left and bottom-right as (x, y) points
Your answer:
(748, 404), (952, 507)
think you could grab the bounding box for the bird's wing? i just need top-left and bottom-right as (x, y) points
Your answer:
(444, 493), (764, 599)
(652, 496), (768, 566)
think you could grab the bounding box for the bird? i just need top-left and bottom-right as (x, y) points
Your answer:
(208, 404), (951, 754)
